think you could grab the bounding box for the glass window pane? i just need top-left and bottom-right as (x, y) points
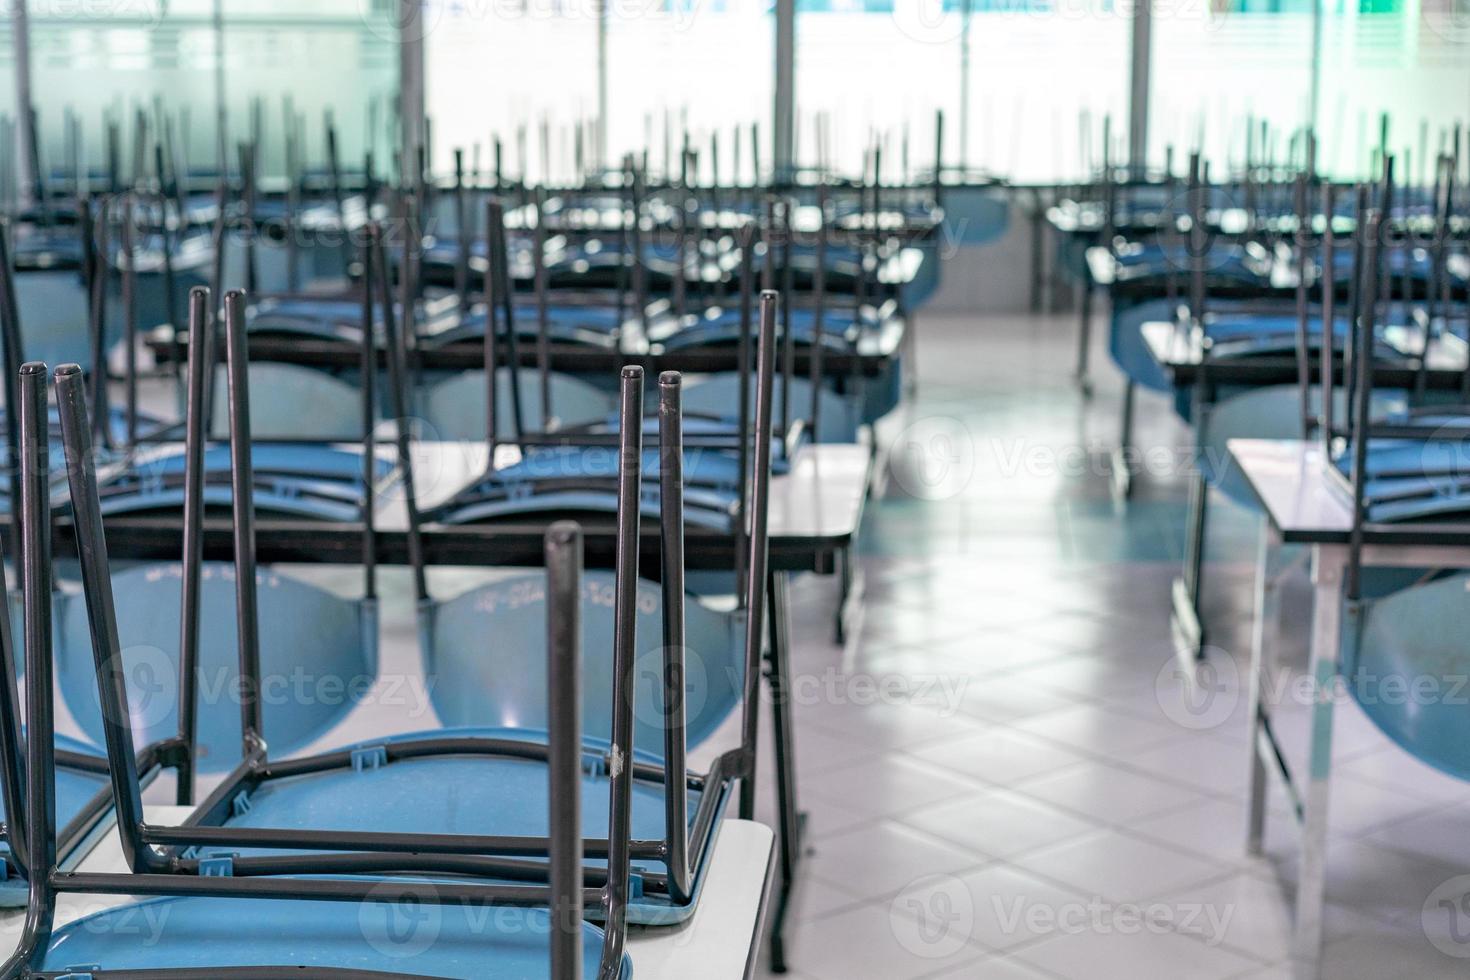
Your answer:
(427, 2), (598, 185)
(1149, 1), (1315, 174)
(607, 0), (772, 182)
(967, 1), (1129, 182)
(23, 0), (394, 183)
(1317, 0), (1470, 181)
(797, 1), (958, 179)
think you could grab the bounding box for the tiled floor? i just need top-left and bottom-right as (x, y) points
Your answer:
(748, 311), (1470, 979)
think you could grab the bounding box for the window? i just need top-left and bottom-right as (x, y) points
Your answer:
(23, 0), (394, 184)
(427, 0), (597, 184)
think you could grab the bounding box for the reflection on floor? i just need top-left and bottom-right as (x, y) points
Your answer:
(753, 312), (1470, 980)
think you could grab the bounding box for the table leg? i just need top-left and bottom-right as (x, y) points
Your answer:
(1075, 279), (1094, 396)
(834, 548), (852, 645)
(766, 570), (805, 974)
(902, 306), (919, 401)
(1110, 380), (1136, 501)
(1170, 464), (1211, 660)
(1293, 545), (1344, 978)
(1029, 193), (1044, 314)
(1246, 519), (1283, 855)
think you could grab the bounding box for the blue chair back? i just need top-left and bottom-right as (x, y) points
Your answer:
(55, 562), (375, 772)
(210, 362), (364, 441)
(422, 368), (614, 441)
(1347, 572), (1470, 781)
(683, 371), (863, 443)
(422, 569), (742, 756)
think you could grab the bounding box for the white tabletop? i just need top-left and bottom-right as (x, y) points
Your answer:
(380, 439), (873, 545)
(0, 807), (773, 980)
(1229, 438), (1470, 553)
(1227, 438), (1354, 539)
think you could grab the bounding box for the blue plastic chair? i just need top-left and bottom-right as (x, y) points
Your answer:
(14, 347), (633, 978)
(228, 254), (773, 928)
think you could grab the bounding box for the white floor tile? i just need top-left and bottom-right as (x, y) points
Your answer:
(1015, 828), (1229, 904)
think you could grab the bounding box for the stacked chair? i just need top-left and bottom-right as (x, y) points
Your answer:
(0, 239), (785, 970)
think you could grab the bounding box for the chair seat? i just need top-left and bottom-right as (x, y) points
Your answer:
(38, 890), (627, 978)
(215, 727), (723, 925)
(431, 445), (743, 531)
(649, 306), (868, 352)
(1109, 241), (1263, 286)
(56, 563), (376, 773)
(1334, 433), (1470, 523)
(98, 443), (385, 523)
(422, 304), (625, 350)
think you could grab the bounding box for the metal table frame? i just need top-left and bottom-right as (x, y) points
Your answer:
(1234, 437), (1470, 980)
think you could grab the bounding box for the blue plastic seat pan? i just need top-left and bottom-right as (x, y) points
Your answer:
(55, 562), (376, 773)
(97, 443), (386, 523)
(430, 446), (741, 531)
(576, 413), (795, 472)
(1106, 240), (1263, 285)
(420, 303), (625, 350)
(213, 728), (721, 925)
(647, 305), (871, 352)
(246, 293), (462, 344)
(1334, 435), (1470, 523)
(109, 226), (216, 275)
(0, 732), (110, 908)
(0, 405), (158, 515)
(1325, 243), (1434, 285)
(36, 890), (627, 977)
(246, 295), (377, 342)
(248, 197), (347, 228)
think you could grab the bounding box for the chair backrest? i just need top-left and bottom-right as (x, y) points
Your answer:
(14, 313), (629, 973)
(424, 569), (740, 754)
(1349, 571), (1470, 781)
(397, 259), (782, 772)
(683, 371), (860, 444)
(209, 362), (364, 441)
(423, 367), (613, 441)
(55, 561), (375, 772)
